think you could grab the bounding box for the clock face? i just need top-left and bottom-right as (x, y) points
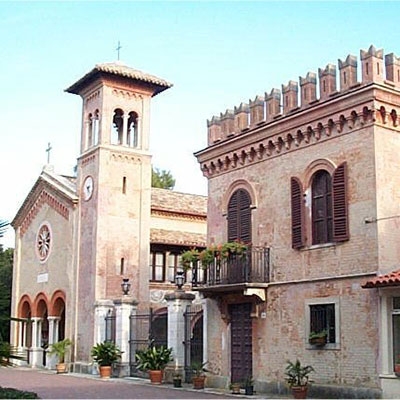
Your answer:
(83, 176), (94, 201)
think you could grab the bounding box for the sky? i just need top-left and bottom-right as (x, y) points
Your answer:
(1, 0), (400, 248)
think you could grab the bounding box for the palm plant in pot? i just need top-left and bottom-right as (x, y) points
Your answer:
(191, 360), (208, 389)
(48, 338), (72, 374)
(91, 341), (122, 379)
(135, 345), (173, 384)
(285, 359), (314, 399)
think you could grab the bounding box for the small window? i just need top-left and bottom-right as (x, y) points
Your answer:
(120, 258), (125, 275)
(122, 177), (126, 194)
(310, 303), (336, 343)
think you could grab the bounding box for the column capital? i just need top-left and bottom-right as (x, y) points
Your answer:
(114, 297), (138, 306)
(165, 290), (195, 302)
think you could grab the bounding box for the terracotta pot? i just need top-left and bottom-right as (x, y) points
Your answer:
(149, 370), (163, 384)
(99, 365), (112, 379)
(192, 375), (206, 389)
(309, 337), (326, 347)
(56, 363), (67, 374)
(291, 385), (308, 399)
(394, 363), (400, 377)
(231, 383), (241, 394)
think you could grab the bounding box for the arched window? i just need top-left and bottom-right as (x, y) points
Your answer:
(290, 162), (349, 248)
(112, 108), (124, 144)
(227, 189), (252, 243)
(127, 111), (138, 147)
(312, 170), (333, 244)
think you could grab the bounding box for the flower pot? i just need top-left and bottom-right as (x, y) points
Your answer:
(309, 336), (326, 347)
(149, 370), (163, 384)
(291, 385), (308, 399)
(231, 383), (241, 394)
(245, 385), (254, 395)
(394, 363), (400, 377)
(56, 363), (67, 374)
(173, 377), (182, 387)
(99, 365), (112, 379)
(192, 375), (206, 389)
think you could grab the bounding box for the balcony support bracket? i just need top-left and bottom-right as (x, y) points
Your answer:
(244, 288), (266, 302)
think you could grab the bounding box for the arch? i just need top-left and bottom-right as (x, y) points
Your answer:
(111, 108), (124, 144)
(304, 158), (336, 189)
(127, 111), (139, 147)
(18, 295), (33, 318)
(49, 290), (66, 316)
(222, 179), (257, 216)
(33, 292), (49, 317)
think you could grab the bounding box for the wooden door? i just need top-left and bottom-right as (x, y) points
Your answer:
(229, 303), (252, 383)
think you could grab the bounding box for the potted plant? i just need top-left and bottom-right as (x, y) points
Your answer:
(91, 341), (122, 379)
(220, 241), (248, 259)
(198, 247), (216, 268)
(173, 373), (182, 388)
(244, 376), (254, 395)
(181, 248), (200, 270)
(230, 382), (241, 394)
(191, 360), (208, 389)
(48, 338), (72, 374)
(394, 355), (400, 377)
(308, 330), (327, 346)
(135, 345), (173, 384)
(285, 359), (314, 399)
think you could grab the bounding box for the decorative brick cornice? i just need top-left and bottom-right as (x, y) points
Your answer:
(20, 190), (69, 236)
(198, 103), (400, 178)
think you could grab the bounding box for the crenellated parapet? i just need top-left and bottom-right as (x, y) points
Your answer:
(207, 44), (400, 147)
(200, 103), (400, 178)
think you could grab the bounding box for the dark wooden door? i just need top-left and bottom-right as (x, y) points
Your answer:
(229, 303), (252, 383)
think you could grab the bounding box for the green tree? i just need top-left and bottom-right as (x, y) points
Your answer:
(151, 167), (176, 190)
(0, 220), (12, 341)
(0, 247), (13, 342)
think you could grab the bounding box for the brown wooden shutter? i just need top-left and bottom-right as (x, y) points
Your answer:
(227, 189), (252, 243)
(291, 177), (305, 249)
(332, 162), (349, 242)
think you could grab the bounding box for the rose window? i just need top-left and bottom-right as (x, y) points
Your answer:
(36, 224), (51, 261)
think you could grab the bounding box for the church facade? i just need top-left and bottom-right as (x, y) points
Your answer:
(10, 63), (206, 373)
(195, 45), (400, 398)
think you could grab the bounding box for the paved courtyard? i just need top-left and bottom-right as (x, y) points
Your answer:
(0, 367), (247, 399)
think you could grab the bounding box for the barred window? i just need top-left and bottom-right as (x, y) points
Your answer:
(310, 303), (336, 343)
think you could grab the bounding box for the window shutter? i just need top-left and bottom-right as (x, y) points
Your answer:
(227, 189), (252, 243)
(332, 162), (349, 242)
(228, 191), (239, 242)
(291, 177), (304, 249)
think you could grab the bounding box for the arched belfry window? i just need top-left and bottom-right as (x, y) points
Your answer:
(93, 109), (99, 146)
(312, 170), (333, 244)
(87, 113), (93, 148)
(227, 189), (252, 243)
(112, 108), (124, 144)
(127, 111), (138, 147)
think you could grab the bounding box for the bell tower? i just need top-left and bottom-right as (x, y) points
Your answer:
(65, 63), (172, 353)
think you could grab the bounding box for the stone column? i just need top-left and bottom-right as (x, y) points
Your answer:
(113, 297), (138, 377)
(165, 290), (195, 382)
(122, 114), (129, 146)
(94, 300), (114, 344)
(46, 316), (60, 369)
(30, 317), (43, 368)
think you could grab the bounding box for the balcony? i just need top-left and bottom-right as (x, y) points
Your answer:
(191, 246), (270, 295)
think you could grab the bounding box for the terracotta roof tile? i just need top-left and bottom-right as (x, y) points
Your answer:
(150, 228), (206, 247)
(362, 269), (400, 288)
(65, 62), (173, 96)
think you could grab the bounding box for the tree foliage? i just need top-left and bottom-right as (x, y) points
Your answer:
(151, 167), (176, 190)
(0, 220), (9, 240)
(0, 247), (13, 342)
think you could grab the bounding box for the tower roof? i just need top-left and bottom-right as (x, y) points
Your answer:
(65, 62), (173, 96)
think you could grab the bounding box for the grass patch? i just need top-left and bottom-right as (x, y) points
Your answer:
(0, 387), (40, 399)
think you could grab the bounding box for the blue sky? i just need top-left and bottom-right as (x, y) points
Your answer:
(1, 1), (399, 248)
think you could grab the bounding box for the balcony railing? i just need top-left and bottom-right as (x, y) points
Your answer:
(191, 246), (270, 287)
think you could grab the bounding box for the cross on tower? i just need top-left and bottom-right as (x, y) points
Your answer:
(46, 142), (52, 164)
(116, 41), (122, 61)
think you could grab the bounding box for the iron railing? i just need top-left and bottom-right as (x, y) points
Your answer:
(192, 246), (270, 287)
